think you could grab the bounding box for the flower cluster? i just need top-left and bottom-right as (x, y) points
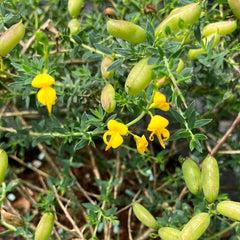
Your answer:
(103, 92), (170, 153)
(31, 73), (56, 114)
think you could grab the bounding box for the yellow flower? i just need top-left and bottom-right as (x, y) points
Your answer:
(149, 92), (169, 111)
(134, 135), (149, 154)
(147, 115), (170, 149)
(31, 74), (55, 88)
(31, 73), (56, 114)
(103, 120), (128, 151)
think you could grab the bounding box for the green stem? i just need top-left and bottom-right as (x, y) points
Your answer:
(205, 222), (239, 240)
(0, 58), (4, 71)
(163, 56), (187, 109)
(126, 110), (147, 127)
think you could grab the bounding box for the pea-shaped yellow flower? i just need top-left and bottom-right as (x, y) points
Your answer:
(31, 74), (56, 114)
(103, 120), (128, 151)
(149, 92), (169, 111)
(147, 115), (170, 149)
(134, 135), (149, 154)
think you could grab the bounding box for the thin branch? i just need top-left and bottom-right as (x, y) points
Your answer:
(211, 112), (240, 156)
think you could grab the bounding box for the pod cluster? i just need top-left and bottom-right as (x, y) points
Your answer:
(182, 155), (219, 203)
(67, 0), (82, 35)
(132, 202), (211, 240)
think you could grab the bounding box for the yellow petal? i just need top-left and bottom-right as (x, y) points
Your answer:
(32, 74), (55, 88)
(103, 131), (123, 151)
(103, 131), (113, 151)
(136, 135), (149, 154)
(107, 120), (128, 135)
(147, 115), (169, 131)
(37, 87), (56, 114)
(152, 92), (170, 111)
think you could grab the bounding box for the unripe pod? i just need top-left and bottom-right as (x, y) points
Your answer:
(228, 0), (240, 20)
(107, 19), (147, 44)
(132, 202), (158, 230)
(68, 0), (83, 18)
(180, 213), (210, 240)
(158, 227), (180, 240)
(35, 212), (54, 240)
(125, 57), (156, 96)
(0, 149), (8, 185)
(217, 201), (240, 221)
(201, 155), (219, 203)
(101, 56), (114, 79)
(101, 83), (116, 113)
(68, 19), (81, 35)
(0, 20), (25, 57)
(182, 159), (202, 195)
(202, 21), (237, 37)
(155, 3), (201, 39)
(188, 33), (220, 60)
(176, 58), (184, 74)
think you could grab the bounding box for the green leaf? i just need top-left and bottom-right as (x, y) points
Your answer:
(74, 139), (88, 151)
(189, 138), (202, 152)
(194, 133), (208, 140)
(169, 129), (191, 141)
(107, 59), (124, 72)
(95, 44), (112, 55)
(105, 207), (117, 216)
(169, 108), (185, 124)
(82, 203), (99, 211)
(193, 119), (212, 128)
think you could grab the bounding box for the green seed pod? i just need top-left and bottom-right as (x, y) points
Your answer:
(155, 3), (201, 39)
(68, 0), (83, 18)
(35, 212), (54, 240)
(176, 58), (184, 74)
(0, 20), (25, 57)
(182, 158), (202, 195)
(158, 227), (180, 240)
(202, 20), (237, 37)
(188, 33), (220, 60)
(180, 213), (210, 240)
(101, 83), (116, 113)
(0, 149), (8, 185)
(101, 56), (114, 79)
(217, 201), (240, 221)
(132, 202), (158, 230)
(68, 19), (81, 35)
(107, 19), (147, 44)
(125, 57), (156, 96)
(228, 0), (240, 20)
(201, 155), (219, 203)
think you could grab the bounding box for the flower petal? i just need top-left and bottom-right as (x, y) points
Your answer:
(107, 120), (128, 135)
(32, 74), (55, 88)
(37, 86), (56, 114)
(147, 115), (169, 131)
(135, 135), (149, 154)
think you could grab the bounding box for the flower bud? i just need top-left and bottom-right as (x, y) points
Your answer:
(132, 202), (158, 230)
(107, 19), (146, 44)
(0, 20), (25, 57)
(1, 208), (25, 227)
(217, 201), (240, 222)
(101, 83), (116, 113)
(68, 0), (83, 18)
(101, 56), (114, 79)
(125, 57), (156, 96)
(35, 212), (54, 240)
(201, 155), (219, 203)
(182, 158), (202, 195)
(103, 8), (117, 18)
(0, 149), (8, 185)
(156, 76), (166, 88)
(68, 19), (81, 35)
(180, 213), (210, 240)
(158, 227), (180, 240)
